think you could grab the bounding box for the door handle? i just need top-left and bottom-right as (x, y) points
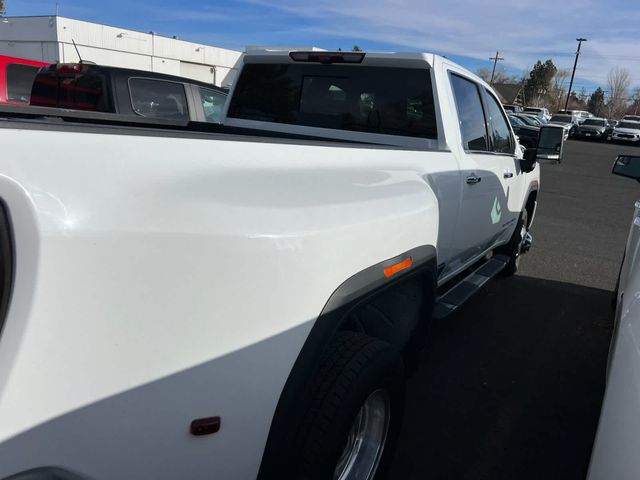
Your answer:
(466, 174), (482, 185)
(503, 171), (514, 179)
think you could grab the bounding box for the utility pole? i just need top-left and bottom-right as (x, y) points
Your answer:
(489, 50), (504, 84)
(565, 37), (587, 110)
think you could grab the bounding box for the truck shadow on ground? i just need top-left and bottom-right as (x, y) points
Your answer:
(390, 275), (614, 480)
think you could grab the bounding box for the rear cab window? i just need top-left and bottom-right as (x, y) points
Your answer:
(30, 67), (111, 112)
(227, 63), (438, 140)
(6, 63), (40, 103)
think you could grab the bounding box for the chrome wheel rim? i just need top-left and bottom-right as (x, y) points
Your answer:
(333, 389), (390, 480)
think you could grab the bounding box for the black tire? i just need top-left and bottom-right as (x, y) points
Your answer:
(498, 209), (528, 276)
(294, 332), (405, 480)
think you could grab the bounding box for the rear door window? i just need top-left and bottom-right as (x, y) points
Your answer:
(129, 78), (189, 121)
(6, 63), (40, 103)
(449, 74), (488, 151)
(227, 64), (437, 139)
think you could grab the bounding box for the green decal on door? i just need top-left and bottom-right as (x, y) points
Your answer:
(491, 197), (502, 224)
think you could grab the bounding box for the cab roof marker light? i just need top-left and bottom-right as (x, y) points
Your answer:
(56, 63), (87, 74)
(383, 257), (413, 278)
(289, 51), (365, 64)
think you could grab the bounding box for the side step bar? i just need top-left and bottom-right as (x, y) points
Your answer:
(432, 254), (509, 320)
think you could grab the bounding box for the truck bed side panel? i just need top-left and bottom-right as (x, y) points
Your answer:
(0, 126), (442, 478)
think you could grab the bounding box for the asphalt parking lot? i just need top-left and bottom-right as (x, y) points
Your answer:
(390, 139), (640, 479)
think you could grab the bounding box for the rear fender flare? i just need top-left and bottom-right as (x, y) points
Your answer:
(257, 244), (437, 478)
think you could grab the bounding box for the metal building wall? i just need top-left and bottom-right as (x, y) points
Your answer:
(0, 16), (241, 86)
(0, 16), (60, 62)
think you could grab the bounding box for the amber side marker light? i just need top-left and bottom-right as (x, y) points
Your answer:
(383, 257), (412, 278)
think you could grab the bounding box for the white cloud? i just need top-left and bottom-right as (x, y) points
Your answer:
(244, 0), (640, 89)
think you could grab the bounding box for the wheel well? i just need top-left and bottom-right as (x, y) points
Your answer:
(340, 272), (434, 353)
(525, 190), (538, 228)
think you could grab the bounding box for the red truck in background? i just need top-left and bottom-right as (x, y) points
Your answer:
(0, 55), (49, 105)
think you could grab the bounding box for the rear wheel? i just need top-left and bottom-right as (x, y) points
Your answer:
(295, 332), (405, 480)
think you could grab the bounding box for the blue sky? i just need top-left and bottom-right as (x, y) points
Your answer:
(8, 0), (640, 94)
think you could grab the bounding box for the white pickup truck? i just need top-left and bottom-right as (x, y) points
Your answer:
(0, 49), (548, 480)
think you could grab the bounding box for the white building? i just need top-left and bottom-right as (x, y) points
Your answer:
(0, 15), (242, 86)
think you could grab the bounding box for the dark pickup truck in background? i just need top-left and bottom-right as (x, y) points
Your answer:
(507, 114), (539, 148)
(30, 63), (228, 123)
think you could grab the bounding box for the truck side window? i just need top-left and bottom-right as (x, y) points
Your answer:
(6, 63), (40, 103)
(484, 90), (514, 154)
(199, 87), (227, 123)
(228, 64), (438, 139)
(449, 74), (488, 151)
(129, 78), (189, 121)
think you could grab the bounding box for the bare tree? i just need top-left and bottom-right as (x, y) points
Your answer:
(607, 66), (631, 118)
(627, 87), (640, 116)
(548, 68), (570, 112)
(0, 0), (5, 15)
(476, 66), (522, 84)
(475, 66), (516, 84)
(578, 87), (589, 104)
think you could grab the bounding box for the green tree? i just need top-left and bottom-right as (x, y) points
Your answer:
(587, 87), (605, 117)
(352, 45), (362, 52)
(523, 59), (557, 107)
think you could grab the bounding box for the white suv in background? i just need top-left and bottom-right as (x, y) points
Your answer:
(609, 120), (640, 143)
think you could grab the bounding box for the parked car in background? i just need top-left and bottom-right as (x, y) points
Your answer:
(588, 154), (640, 479)
(609, 121), (640, 144)
(30, 63), (228, 123)
(0, 55), (48, 105)
(548, 114), (578, 139)
(503, 104), (524, 113)
(523, 107), (551, 122)
(557, 109), (592, 124)
(622, 115), (640, 123)
(574, 117), (611, 141)
(512, 114), (538, 126)
(514, 114), (546, 126)
(508, 115), (539, 148)
(524, 114), (548, 125)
